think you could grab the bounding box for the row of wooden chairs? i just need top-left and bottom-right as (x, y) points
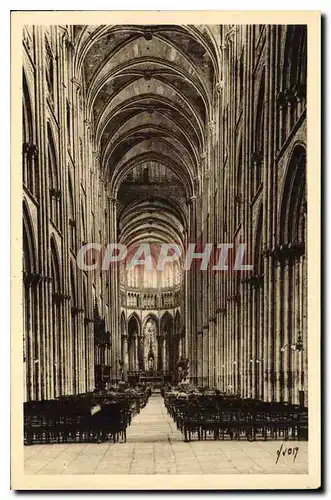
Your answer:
(164, 393), (308, 442)
(24, 389), (150, 445)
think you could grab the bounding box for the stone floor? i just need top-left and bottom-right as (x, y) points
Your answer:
(24, 394), (308, 475)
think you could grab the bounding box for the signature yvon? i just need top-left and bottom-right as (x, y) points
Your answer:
(276, 444), (299, 464)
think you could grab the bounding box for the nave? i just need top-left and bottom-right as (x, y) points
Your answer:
(22, 24), (307, 405)
(25, 394), (307, 475)
(22, 23), (309, 480)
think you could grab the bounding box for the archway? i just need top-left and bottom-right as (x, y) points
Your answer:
(127, 314), (141, 372)
(160, 312), (174, 377)
(22, 70), (38, 198)
(23, 202), (38, 401)
(279, 145), (306, 404)
(120, 312), (128, 380)
(143, 315), (158, 374)
(51, 237), (62, 397)
(252, 205), (264, 400)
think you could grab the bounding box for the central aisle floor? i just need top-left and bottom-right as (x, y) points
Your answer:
(24, 394), (308, 475)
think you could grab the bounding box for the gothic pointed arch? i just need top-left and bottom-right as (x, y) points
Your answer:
(253, 69), (265, 191)
(68, 170), (76, 251)
(279, 144), (306, 247)
(127, 312), (141, 334)
(48, 124), (61, 228)
(23, 201), (37, 276)
(142, 313), (159, 332)
(22, 70), (33, 144)
(253, 204), (264, 276)
(23, 201), (38, 401)
(50, 236), (63, 396)
(22, 70), (38, 196)
(69, 259), (78, 394)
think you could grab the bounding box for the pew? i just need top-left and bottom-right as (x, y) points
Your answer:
(163, 389), (308, 442)
(24, 386), (151, 445)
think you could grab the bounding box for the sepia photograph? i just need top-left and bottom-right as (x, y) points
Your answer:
(11, 10), (321, 490)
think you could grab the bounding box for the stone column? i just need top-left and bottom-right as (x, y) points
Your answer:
(203, 326), (209, 387)
(291, 259), (300, 404)
(258, 285), (264, 400)
(222, 310), (227, 393)
(247, 288), (253, 398)
(251, 284), (257, 399)
(183, 228), (189, 362)
(282, 259), (290, 402)
(294, 258), (301, 404)
(178, 333), (183, 359)
(267, 255), (275, 402)
(217, 311), (223, 392)
(243, 283), (249, 397)
(298, 255), (304, 403)
(209, 319), (216, 388)
(239, 284), (247, 397)
(84, 318), (94, 391)
(77, 309), (85, 393)
(138, 335), (145, 372)
(133, 335), (138, 372)
(302, 255), (308, 406)
(263, 256), (270, 401)
(197, 331), (203, 386)
(108, 196), (119, 382)
(229, 300), (233, 393)
(226, 302), (230, 393)
(275, 261), (282, 402)
(188, 195), (197, 382)
(34, 27), (52, 400)
(163, 335), (167, 374)
(122, 334), (128, 381)
(24, 276), (34, 401)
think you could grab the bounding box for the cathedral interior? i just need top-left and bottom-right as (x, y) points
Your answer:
(22, 24), (307, 408)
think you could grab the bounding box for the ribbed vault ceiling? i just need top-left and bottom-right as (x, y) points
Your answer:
(74, 24), (218, 260)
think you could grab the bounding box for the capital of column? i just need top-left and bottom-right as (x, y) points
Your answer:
(84, 119), (91, 130)
(84, 317), (94, 326)
(40, 274), (52, 284)
(108, 195), (118, 207)
(93, 150), (101, 163)
(49, 187), (61, 199)
(208, 120), (215, 133)
(23, 143), (38, 160)
(224, 27), (236, 45)
(22, 142), (30, 156)
(189, 195), (197, 204)
(29, 144), (38, 159)
(246, 274), (264, 288)
(23, 272), (42, 287)
(270, 242), (305, 263)
(65, 38), (75, 51)
(250, 151), (263, 169)
(215, 81), (224, 94)
(71, 306), (84, 315)
(226, 294), (241, 304)
(54, 292), (70, 304)
(71, 77), (81, 90)
(293, 83), (307, 102)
